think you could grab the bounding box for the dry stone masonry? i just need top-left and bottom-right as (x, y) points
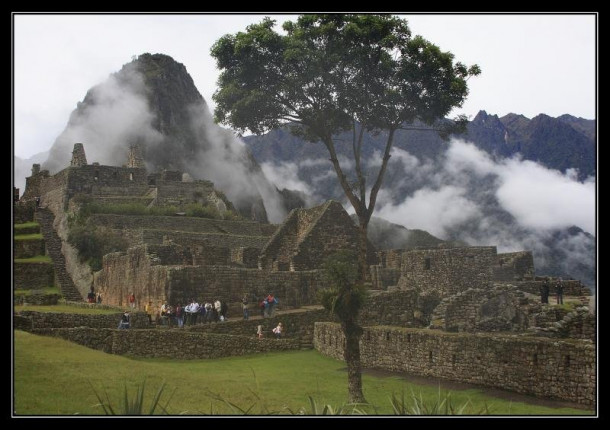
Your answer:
(314, 322), (595, 407)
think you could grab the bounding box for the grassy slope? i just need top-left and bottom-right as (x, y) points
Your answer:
(13, 330), (590, 416)
(13, 305), (119, 315)
(14, 255), (52, 263)
(14, 233), (43, 240)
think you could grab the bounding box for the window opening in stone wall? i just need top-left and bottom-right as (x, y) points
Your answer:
(385, 332), (390, 341)
(129, 173), (133, 181)
(113, 171), (118, 179)
(564, 355), (570, 368)
(94, 170), (99, 181)
(366, 331), (371, 341)
(424, 257), (431, 270)
(533, 353), (538, 365)
(407, 333), (411, 343)
(429, 351), (433, 363)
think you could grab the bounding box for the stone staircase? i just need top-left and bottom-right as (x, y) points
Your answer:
(34, 208), (83, 302)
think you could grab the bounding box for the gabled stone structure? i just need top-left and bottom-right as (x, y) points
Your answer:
(258, 200), (377, 271)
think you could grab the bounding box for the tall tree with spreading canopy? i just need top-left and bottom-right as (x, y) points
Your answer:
(211, 14), (480, 281)
(211, 14), (479, 403)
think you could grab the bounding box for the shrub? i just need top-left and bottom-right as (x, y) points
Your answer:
(68, 225), (128, 271)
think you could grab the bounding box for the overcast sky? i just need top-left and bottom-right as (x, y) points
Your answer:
(13, 13), (596, 159)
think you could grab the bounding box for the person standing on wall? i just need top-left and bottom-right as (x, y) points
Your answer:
(540, 278), (550, 304)
(118, 311), (130, 329)
(272, 322), (283, 339)
(145, 301), (154, 324)
(128, 292), (136, 309)
(556, 278), (564, 305)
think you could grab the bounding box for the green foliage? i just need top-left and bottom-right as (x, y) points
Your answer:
(14, 255), (52, 263)
(318, 251), (367, 321)
(89, 379), (173, 415)
(185, 203), (220, 219)
(286, 396), (367, 415)
(211, 14), (480, 138)
(67, 224), (128, 271)
(388, 388), (490, 415)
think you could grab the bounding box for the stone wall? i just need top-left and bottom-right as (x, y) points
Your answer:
(369, 266), (400, 290)
(16, 310), (149, 329)
(91, 214), (271, 237)
(166, 266), (327, 310)
(292, 201), (378, 271)
(314, 323), (596, 407)
(13, 201), (36, 223)
(14, 293), (61, 306)
(29, 328), (301, 359)
(511, 280), (591, 296)
(397, 247), (497, 297)
(93, 244), (328, 311)
(143, 230), (270, 251)
(13, 238), (46, 259)
(430, 285), (532, 333)
(530, 307), (596, 342)
(94, 247), (172, 309)
(359, 289), (424, 327)
(186, 308), (334, 347)
(13, 262), (55, 290)
(493, 251), (535, 281)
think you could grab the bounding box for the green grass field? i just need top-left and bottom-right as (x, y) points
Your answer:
(14, 287), (61, 296)
(13, 330), (591, 416)
(14, 255), (52, 263)
(14, 222), (39, 230)
(14, 233), (43, 240)
(13, 305), (119, 315)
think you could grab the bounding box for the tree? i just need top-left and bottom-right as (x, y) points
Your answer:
(319, 251), (368, 403)
(211, 14), (480, 404)
(211, 14), (480, 281)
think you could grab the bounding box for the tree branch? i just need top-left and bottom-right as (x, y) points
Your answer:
(322, 135), (362, 214)
(367, 127), (396, 220)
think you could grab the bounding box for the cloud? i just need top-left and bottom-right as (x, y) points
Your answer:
(260, 161), (315, 196)
(42, 68), (164, 174)
(376, 185), (481, 237)
(444, 139), (595, 234)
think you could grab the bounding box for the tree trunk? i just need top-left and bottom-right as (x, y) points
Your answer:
(357, 218), (369, 283)
(343, 320), (366, 404)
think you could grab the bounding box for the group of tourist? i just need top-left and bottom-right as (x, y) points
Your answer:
(539, 277), (564, 305)
(144, 298), (230, 327)
(87, 286), (102, 304)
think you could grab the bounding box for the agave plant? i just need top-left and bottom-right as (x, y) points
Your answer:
(89, 379), (174, 415)
(389, 387), (490, 415)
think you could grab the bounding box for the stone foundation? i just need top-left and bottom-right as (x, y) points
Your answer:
(314, 323), (596, 407)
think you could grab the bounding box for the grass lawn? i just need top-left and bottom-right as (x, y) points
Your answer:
(14, 287), (61, 296)
(14, 222), (39, 230)
(14, 255), (52, 263)
(13, 330), (592, 416)
(14, 233), (43, 240)
(13, 305), (120, 315)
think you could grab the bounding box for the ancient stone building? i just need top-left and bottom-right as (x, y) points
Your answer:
(259, 201), (377, 271)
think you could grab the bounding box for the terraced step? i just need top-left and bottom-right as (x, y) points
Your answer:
(34, 208), (83, 302)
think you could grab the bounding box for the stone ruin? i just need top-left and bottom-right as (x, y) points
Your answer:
(14, 142), (596, 408)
